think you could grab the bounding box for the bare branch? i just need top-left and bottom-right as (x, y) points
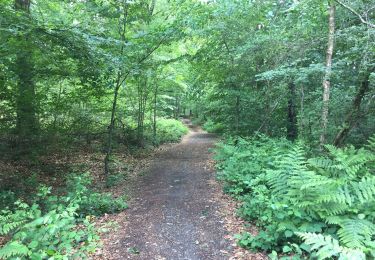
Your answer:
(335, 0), (375, 28)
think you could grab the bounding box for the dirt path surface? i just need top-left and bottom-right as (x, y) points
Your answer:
(108, 120), (233, 259)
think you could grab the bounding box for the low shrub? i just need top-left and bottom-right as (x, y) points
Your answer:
(67, 173), (128, 217)
(153, 118), (188, 144)
(202, 119), (224, 133)
(0, 190), (98, 259)
(106, 172), (127, 188)
(0, 190), (17, 210)
(0, 172), (128, 259)
(215, 135), (375, 259)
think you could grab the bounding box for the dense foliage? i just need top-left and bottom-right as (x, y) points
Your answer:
(216, 136), (375, 259)
(187, 0), (374, 148)
(187, 1), (375, 258)
(0, 0), (193, 162)
(0, 174), (126, 259)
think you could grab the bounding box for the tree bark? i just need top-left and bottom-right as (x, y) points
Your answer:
(15, 0), (31, 11)
(14, 0), (39, 153)
(299, 84), (305, 138)
(334, 0), (375, 28)
(235, 94), (240, 133)
(104, 72), (123, 175)
(319, 2), (335, 148)
(153, 84), (158, 145)
(333, 71), (372, 146)
(104, 1), (128, 176)
(287, 82), (298, 141)
(137, 77), (148, 146)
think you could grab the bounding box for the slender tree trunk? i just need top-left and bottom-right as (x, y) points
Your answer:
(333, 71), (372, 146)
(320, 1), (335, 148)
(287, 81), (298, 141)
(153, 85), (158, 145)
(174, 95), (178, 119)
(104, 73), (122, 175)
(104, 1), (128, 176)
(53, 83), (63, 131)
(137, 77), (148, 146)
(235, 94), (240, 133)
(300, 84), (305, 138)
(15, 0), (31, 11)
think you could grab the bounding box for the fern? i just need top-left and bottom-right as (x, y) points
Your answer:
(0, 241), (29, 259)
(0, 220), (25, 235)
(216, 135), (375, 257)
(297, 232), (366, 260)
(366, 134), (375, 152)
(337, 218), (375, 249)
(351, 176), (375, 204)
(0, 207), (30, 235)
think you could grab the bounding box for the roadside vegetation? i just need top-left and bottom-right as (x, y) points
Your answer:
(215, 136), (375, 259)
(190, 1), (374, 259)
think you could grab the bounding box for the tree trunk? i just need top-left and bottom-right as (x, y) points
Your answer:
(153, 85), (158, 145)
(14, 0), (38, 142)
(104, 1), (128, 176)
(235, 94), (240, 133)
(319, 1), (335, 148)
(287, 82), (298, 141)
(299, 84), (305, 138)
(137, 77), (149, 146)
(15, 0), (31, 11)
(333, 71), (372, 146)
(104, 74), (122, 175)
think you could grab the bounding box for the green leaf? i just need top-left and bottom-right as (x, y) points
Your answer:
(28, 240), (38, 249)
(46, 249), (56, 256)
(284, 230), (294, 238)
(282, 245), (292, 253)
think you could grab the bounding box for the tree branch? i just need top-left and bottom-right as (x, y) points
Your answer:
(335, 0), (375, 28)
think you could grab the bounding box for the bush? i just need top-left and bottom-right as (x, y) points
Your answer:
(0, 191), (98, 259)
(215, 135), (375, 259)
(67, 173), (128, 217)
(202, 119), (224, 133)
(0, 190), (17, 210)
(0, 173), (128, 259)
(153, 118), (188, 144)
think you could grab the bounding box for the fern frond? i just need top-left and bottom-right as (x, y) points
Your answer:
(351, 176), (375, 204)
(366, 134), (375, 152)
(338, 248), (366, 260)
(297, 232), (341, 259)
(297, 232), (366, 260)
(337, 219), (375, 248)
(0, 220), (26, 235)
(0, 241), (29, 259)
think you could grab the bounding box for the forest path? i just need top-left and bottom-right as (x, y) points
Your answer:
(109, 120), (233, 259)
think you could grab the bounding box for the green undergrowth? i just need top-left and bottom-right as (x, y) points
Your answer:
(153, 118), (189, 144)
(202, 119), (225, 134)
(0, 173), (127, 259)
(124, 118), (188, 146)
(215, 135), (375, 259)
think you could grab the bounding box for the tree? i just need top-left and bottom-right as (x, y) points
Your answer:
(319, 1), (336, 148)
(14, 0), (39, 143)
